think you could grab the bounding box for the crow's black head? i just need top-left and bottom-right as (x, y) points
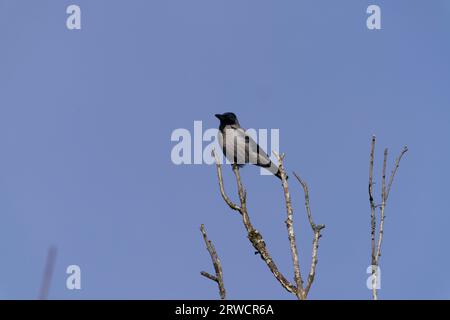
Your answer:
(215, 112), (239, 126)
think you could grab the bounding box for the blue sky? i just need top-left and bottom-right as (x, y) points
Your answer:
(0, 0), (449, 299)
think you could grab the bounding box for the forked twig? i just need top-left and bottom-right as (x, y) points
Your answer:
(200, 224), (226, 300)
(293, 172), (325, 297)
(368, 136), (407, 300)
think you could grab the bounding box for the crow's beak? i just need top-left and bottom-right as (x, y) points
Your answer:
(215, 114), (222, 120)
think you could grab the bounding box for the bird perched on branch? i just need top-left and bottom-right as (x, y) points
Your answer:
(215, 112), (285, 180)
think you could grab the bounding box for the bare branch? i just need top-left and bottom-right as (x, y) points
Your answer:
(212, 150), (241, 212)
(200, 224), (226, 300)
(201, 271), (218, 282)
(231, 164), (298, 295)
(211, 149), (326, 299)
(368, 136), (408, 300)
(375, 145), (408, 264)
(375, 149), (388, 264)
(231, 164), (247, 216)
(212, 153), (298, 295)
(382, 148), (388, 202)
(293, 172), (325, 298)
(369, 136), (377, 267)
(368, 136), (378, 300)
(385, 146), (409, 201)
(275, 152), (304, 300)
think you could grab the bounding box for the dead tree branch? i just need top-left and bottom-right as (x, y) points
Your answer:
(368, 136), (378, 300)
(211, 149), (324, 299)
(212, 150), (298, 295)
(368, 135), (408, 300)
(276, 152), (304, 300)
(200, 224), (226, 300)
(293, 172), (325, 298)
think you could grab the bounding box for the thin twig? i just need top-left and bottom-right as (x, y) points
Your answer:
(212, 151), (241, 212)
(293, 172), (325, 298)
(376, 145), (408, 263)
(200, 271), (218, 282)
(376, 149), (388, 264)
(200, 224), (226, 300)
(231, 164), (249, 224)
(385, 146), (409, 201)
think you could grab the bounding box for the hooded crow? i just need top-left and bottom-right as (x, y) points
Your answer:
(215, 112), (284, 180)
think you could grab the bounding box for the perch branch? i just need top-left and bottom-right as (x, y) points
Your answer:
(212, 151), (241, 212)
(212, 149), (298, 295)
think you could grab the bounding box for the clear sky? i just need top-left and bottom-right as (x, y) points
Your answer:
(1, 0), (449, 299)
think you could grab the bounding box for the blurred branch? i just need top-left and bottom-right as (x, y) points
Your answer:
(38, 246), (57, 300)
(368, 136), (408, 300)
(200, 224), (226, 300)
